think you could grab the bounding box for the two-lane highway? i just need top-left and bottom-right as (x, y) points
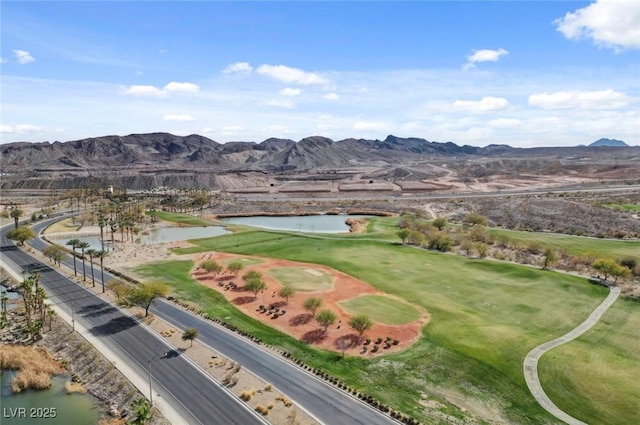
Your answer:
(1, 220), (268, 425)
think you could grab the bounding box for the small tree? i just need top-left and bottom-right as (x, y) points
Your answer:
(182, 327), (198, 347)
(315, 309), (337, 332)
(107, 279), (132, 303)
(611, 264), (631, 284)
(459, 238), (474, 256)
(129, 281), (169, 317)
(7, 226), (35, 246)
(396, 228), (410, 244)
(303, 297), (323, 317)
(475, 242), (488, 258)
(542, 248), (558, 270)
(278, 285), (296, 304)
(227, 260), (244, 276)
(242, 270), (262, 283)
(432, 217), (448, 231)
(349, 314), (373, 338)
(464, 212), (487, 227)
(200, 259), (222, 275)
(592, 258), (620, 281)
(244, 276), (266, 299)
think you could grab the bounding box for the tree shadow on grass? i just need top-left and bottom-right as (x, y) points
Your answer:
(232, 296), (256, 305)
(289, 313), (313, 326)
(334, 334), (360, 349)
(301, 329), (327, 344)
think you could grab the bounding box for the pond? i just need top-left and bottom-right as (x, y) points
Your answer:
(220, 215), (370, 233)
(139, 225), (229, 244)
(61, 226), (229, 249)
(0, 371), (102, 425)
(58, 236), (109, 253)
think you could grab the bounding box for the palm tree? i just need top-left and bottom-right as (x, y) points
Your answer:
(109, 219), (117, 243)
(10, 207), (23, 229)
(98, 217), (106, 251)
(66, 239), (81, 276)
(95, 250), (108, 293)
(85, 249), (98, 287)
(46, 306), (56, 331)
(1, 291), (8, 315)
(77, 241), (90, 282)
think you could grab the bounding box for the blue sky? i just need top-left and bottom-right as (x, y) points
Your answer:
(1, 1), (639, 147)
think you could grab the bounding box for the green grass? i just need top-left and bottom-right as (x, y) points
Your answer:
(487, 227), (640, 259)
(222, 257), (264, 266)
(604, 203), (640, 212)
(163, 228), (630, 423)
(147, 211), (215, 226)
(538, 297), (640, 425)
(266, 267), (332, 291)
(339, 294), (421, 325)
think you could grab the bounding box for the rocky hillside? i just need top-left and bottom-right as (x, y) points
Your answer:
(2, 133), (639, 190)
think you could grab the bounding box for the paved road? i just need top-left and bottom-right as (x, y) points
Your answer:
(8, 217), (401, 425)
(1, 221), (267, 425)
(523, 284), (621, 425)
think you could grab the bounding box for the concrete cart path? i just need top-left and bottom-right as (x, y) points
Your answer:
(523, 284), (620, 425)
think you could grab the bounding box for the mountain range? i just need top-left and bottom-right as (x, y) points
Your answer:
(1, 133), (638, 190)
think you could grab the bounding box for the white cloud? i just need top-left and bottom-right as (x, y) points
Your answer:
(13, 49), (35, 65)
(280, 88), (301, 96)
(263, 125), (291, 135)
(463, 48), (508, 70)
(554, 0), (640, 50)
(323, 93), (340, 100)
(122, 81), (199, 97)
(163, 114), (196, 122)
(223, 62), (253, 74)
(452, 97), (511, 112)
(0, 57), (6, 64)
(488, 118), (522, 128)
(0, 124), (44, 133)
(353, 121), (391, 131)
(266, 99), (296, 109)
(257, 64), (328, 85)
(164, 82), (200, 93)
(528, 89), (631, 110)
(122, 85), (165, 97)
(136, 70), (144, 76)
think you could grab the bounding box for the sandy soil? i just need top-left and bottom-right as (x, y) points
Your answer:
(190, 252), (429, 357)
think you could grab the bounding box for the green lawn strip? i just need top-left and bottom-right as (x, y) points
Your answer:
(537, 297), (640, 425)
(266, 267), (332, 291)
(604, 203), (640, 212)
(221, 257), (264, 266)
(339, 295), (420, 325)
(146, 211), (214, 227)
(486, 227), (640, 259)
(168, 229), (615, 423)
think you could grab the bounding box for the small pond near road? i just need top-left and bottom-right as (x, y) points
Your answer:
(221, 215), (370, 233)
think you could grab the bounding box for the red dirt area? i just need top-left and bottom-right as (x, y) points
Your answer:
(191, 252), (430, 356)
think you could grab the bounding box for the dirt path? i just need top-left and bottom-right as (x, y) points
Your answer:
(523, 284), (620, 425)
